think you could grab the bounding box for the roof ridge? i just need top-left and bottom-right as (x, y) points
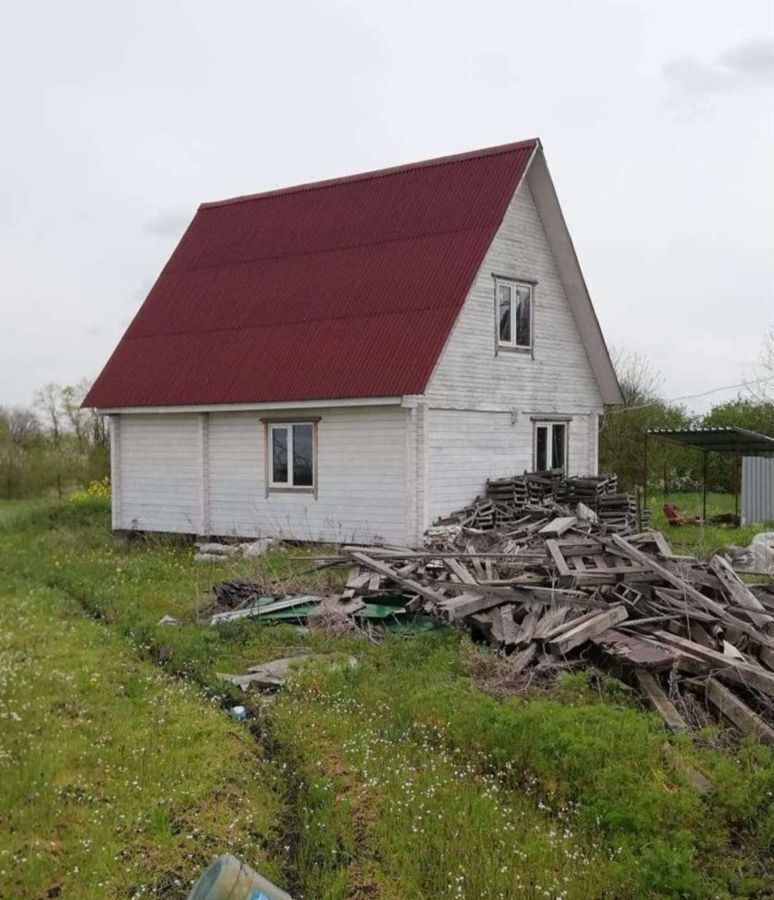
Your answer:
(200, 138), (540, 210)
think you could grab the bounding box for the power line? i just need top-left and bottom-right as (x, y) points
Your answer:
(607, 374), (774, 414)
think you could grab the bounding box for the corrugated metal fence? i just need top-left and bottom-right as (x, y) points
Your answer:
(741, 456), (774, 526)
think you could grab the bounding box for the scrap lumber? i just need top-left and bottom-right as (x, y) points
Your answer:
(539, 516), (578, 536)
(704, 678), (774, 746)
(653, 631), (774, 698)
(593, 630), (678, 671)
(510, 643), (538, 673)
(438, 592), (503, 621)
(444, 557), (478, 584)
(709, 555), (773, 629)
(348, 551), (451, 606)
(208, 468), (774, 743)
(635, 671), (688, 731)
(548, 605), (628, 655)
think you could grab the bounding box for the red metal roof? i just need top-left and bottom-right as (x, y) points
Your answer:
(85, 139), (538, 408)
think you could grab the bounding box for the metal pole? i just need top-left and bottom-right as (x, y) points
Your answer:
(734, 449), (741, 519)
(702, 451), (708, 522)
(643, 432), (649, 511)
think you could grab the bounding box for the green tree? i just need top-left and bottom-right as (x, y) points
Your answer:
(599, 349), (694, 492)
(701, 397), (774, 492)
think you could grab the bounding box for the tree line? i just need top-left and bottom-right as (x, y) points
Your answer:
(600, 331), (774, 494)
(0, 380), (109, 499)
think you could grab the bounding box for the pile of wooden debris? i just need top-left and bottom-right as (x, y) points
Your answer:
(209, 473), (774, 743)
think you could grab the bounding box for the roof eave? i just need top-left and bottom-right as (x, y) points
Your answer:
(526, 148), (623, 406)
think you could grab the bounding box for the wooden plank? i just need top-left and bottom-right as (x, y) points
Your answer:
(488, 606), (506, 644)
(438, 592), (504, 621)
(532, 606), (570, 639)
(510, 643), (538, 674)
(544, 539), (572, 576)
(514, 606), (540, 646)
(345, 568), (370, 590)
(629, 530), (674, 557)
(759, 646), (774, 671)
(348, 551), (450, 606)
(541, 608), (601, 641)
(499, 604), (518, 646)
(608, 536), (773, 647)
(709, 555), (773, 628)
(444, 557), (478, 585)
(539, 516), (578, 536)
(705, 679), (774, 746)
(635, 671), (688, 730)
(593, 629), (678, 670)
(653, 631), (774, 698)
(548, 605), (628, 655)
(469, 612), (495, 640)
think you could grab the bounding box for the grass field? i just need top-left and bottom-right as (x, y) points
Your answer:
(647, 491), (771, 557)
(1, 495), (773, 898)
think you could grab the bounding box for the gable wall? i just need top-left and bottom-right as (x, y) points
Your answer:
(424, 174), (604, 522)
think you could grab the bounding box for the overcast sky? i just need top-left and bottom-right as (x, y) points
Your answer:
(1, 0), (772, 413)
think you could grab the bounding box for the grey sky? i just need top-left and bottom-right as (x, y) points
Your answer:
(1, 0), (772, 413)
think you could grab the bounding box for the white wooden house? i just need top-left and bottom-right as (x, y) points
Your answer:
(85, 139), (621, 544)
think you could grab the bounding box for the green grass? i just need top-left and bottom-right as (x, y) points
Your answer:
(647, 491), (771, 557)
(1, 495), (773, 898)
(0, 577), (283, 899)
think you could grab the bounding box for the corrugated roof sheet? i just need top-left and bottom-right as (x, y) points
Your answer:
(85, 139), (538, 408)
(648, 427), (774, 453)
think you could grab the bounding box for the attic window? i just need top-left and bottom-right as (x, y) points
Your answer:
(267, 421), (317, 492)
(496, 278), (532, 350)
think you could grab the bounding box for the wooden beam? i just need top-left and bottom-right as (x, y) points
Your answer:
(635, 671), (687, 730)
(608, 536), (774, 647)
(709, 555), (773, 629)
(653, 631), (774, 698)
(705, 679), (774, 746)
(444, 557), (478, 585)
(348, 551), (450, 606)
(539, 516), (578, 536)
(548, 605), (628, 655)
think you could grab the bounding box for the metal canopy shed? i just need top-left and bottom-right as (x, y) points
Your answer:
(645, 426), (774, 520)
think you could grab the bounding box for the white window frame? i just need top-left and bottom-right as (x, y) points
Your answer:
(533, 420), (568, 472)
(495, 277), (534, 351)
(264, 419), (318, 496)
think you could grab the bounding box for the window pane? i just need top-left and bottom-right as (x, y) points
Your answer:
(535, 426), (548, 471)
(551, 424), (566, 470)
(272, 427), (288, 483)
(292, 424), (314, 486)
(498, 284), (511, 343)
(515, 285), (531, 347)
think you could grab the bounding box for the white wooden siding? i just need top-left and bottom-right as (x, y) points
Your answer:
(113, 405), (410, 544)
(426, 408), (595, 522)
(423, 170), (604, 523)
(427, 175), (604, 414)
(115, 414), (202, 533)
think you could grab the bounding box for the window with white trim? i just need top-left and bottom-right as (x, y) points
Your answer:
(269, 422), (315, 489)
(496, 278), (532, 349)
(534, 421), (567, 472)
